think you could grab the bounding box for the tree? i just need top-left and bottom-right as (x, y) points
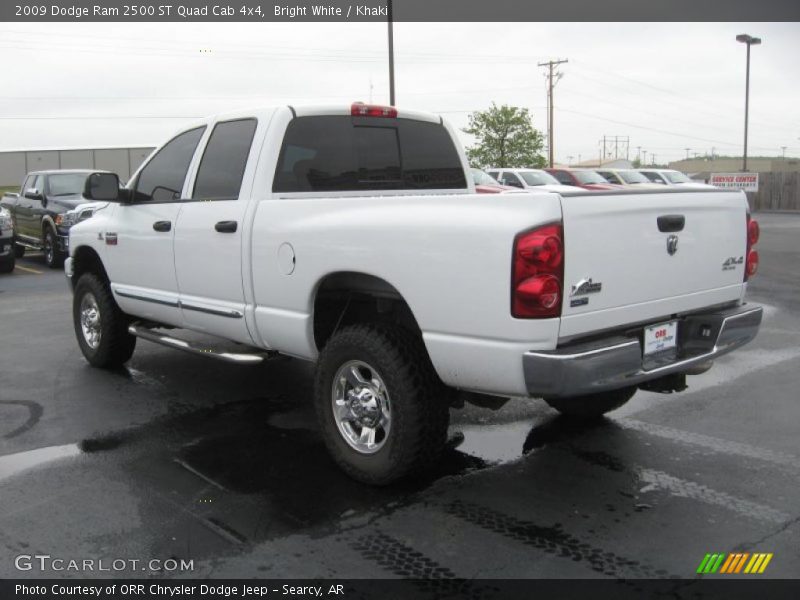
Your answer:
(463, 104), (546, 168)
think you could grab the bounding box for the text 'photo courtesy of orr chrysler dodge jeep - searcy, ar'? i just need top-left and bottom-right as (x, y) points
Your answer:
(64, 102), (763, 485)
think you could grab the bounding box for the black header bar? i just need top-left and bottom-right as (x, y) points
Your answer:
(3, 0), (800, 22)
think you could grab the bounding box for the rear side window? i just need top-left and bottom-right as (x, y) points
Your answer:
(133, 127), (205, 202)
(273, 116), (466, 192)
(192, 119), (257, 200)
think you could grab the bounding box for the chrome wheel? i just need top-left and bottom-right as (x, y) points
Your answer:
(331, 360), (391, 454)
(44, 233), (54, 265)
(79, 292), (102, 350)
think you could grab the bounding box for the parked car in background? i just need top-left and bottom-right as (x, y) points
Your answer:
(0, 170), (107, 268)
(487, 168), (576, 193)
(639, 169), (715, 189)
(544, 168), (621, 190)
(0, 207), (15, 273)
(595, 168), (663, 188)
(471, 168), (514, 194)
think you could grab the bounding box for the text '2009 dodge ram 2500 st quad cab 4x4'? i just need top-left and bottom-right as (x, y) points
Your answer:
(66, 103), (763, 484)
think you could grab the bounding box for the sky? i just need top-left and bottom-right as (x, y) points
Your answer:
(0, 21), (798, 165)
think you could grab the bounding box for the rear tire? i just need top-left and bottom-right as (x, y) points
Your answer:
(43, 228), (64, 269)
(314, 324), (450, 485)
(545, 386), (637, 419)
(73, 273), (136, 368)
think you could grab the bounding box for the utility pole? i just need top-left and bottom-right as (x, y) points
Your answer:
(538, 58), (568, 167)
(636, 146), (641, 164)
(642, 150), (647, 165)
(685, 147), (691, 159)
(387, 0), (395, 105)
(782, 146), (787, 160)
(567, 155), (574, 166)
(652, 154), (657, 166)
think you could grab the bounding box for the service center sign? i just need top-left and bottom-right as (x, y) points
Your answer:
(710, 173), (759, 192)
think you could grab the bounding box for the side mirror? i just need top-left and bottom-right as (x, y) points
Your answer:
(84, 172), (126, 202)
(24, 188), (43, 200)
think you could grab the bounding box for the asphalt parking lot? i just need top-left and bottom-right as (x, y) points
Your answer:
(0, 211), (798, 582)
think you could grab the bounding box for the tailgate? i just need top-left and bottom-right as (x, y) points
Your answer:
(559, 190), (748, 339)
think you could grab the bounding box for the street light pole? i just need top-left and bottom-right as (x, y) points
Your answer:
(736, 33), (761, 172)
(387, 0), (395, 105)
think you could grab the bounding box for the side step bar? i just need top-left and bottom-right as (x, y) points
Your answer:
(128, 324), (276, 364)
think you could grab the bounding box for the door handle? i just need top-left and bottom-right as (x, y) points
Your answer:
(657, 214), (685, 233)
(153, 220), (172, 232)
(215, 220), (238, 233)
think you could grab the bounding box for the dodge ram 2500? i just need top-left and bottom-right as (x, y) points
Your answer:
(66, 103), (763, 484)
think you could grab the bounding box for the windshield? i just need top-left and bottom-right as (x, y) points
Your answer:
(641, 171), (665, 183)
(48, 173), (88, 196)
(471, 168), (500, 186)
(519, 171), (561, 186)
(665, 170), (692, 184)
(619, 170), (651, 184)
(573, 170), (608, 185)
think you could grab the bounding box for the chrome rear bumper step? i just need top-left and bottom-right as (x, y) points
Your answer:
(523, 304), (763, 398)
(128, 324), (276, 364)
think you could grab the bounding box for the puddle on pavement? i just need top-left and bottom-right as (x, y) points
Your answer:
(451, 421), (535, 463)
(0, 443), (81, 481)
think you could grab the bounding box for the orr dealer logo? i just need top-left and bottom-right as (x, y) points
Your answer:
(696, 552), (773, 575)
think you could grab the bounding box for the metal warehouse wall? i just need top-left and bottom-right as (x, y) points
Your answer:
(0, 147), (155, 188)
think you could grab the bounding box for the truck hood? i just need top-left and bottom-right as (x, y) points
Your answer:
(51, 194), (90, 209)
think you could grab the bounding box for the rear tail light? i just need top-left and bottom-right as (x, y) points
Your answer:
(745, 214), (759, 281)
(351, 102), (398, 118)
(512, 223), (564, 318)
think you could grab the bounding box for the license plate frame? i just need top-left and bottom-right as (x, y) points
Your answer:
(643, 320), (678, 356)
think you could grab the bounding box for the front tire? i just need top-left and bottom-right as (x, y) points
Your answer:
(545, 386), (637, 419)
(43, 228), (64, 269)
(314, 324), (450, 485)
(0, 252), (14, 273)
(73, 273), (136, 368)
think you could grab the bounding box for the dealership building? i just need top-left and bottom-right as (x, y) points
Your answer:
(0, 146), (156, 188)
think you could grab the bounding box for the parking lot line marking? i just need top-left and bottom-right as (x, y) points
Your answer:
(618, 418), (800, 472)
(15, 265), (43, 274)
(173, 457), (228, 491)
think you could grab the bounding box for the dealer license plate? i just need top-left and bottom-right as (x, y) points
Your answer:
(643, 320), (678, 356)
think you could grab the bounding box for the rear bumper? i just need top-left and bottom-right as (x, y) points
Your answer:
(523, 304), (763, 398)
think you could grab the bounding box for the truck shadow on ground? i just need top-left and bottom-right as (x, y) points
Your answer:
(70, 355), (633, 564)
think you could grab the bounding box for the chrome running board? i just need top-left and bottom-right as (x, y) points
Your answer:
(128, 324), (276, 364)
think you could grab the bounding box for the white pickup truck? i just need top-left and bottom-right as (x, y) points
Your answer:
(66, 103), (763, 484)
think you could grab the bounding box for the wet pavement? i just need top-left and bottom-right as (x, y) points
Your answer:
(0, 212), (798, 580)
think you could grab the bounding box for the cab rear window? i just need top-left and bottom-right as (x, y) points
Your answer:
(273, 116), (466, 192)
